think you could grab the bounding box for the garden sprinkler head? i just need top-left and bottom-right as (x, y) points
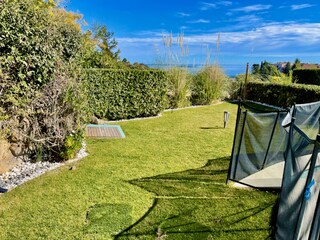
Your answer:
(224, 111), (230, 128)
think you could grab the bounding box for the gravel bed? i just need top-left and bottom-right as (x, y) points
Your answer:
(0, 142), (88, 193)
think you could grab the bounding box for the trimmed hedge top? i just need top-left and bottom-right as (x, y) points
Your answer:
(245, 81), (320, 107)
(82, 69), (168, 120)
(293, 69), (320, 86)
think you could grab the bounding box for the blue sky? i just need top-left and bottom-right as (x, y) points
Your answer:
(66, 0), (320, 70)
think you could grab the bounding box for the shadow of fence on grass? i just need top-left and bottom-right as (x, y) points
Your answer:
(114, 157), (278, 239)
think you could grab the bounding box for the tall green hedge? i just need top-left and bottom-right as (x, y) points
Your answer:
(82, 69), (168, 120)
(292, 69), (320, 85)
(245, 81), (320, 107)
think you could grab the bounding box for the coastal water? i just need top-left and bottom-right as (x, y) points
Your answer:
(148, 63), (247, 77)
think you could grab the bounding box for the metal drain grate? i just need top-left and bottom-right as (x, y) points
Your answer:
(85, 124), (125, 138)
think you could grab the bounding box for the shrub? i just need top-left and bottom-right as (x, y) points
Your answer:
(191, 65), (228, 105)
(245, 81), (320, 107)
(83, 69), (168, 120)
(292, 69), (320, 85)
(0, 71), (88, 161)
(166, 67), (191, 108)
(0, 0), (87, 161)
(0, 0), (82, 87)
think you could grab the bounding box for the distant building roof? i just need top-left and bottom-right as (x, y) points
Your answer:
(301, 63), (320, 69)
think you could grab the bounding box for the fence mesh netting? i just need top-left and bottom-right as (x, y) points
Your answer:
(228, 100), (320, 239)
(276, 101), (320, 239)
(228, 101), (288, 188)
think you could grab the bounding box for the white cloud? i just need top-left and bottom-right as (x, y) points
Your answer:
(200, 1), (232, 10)
(200, 2), (216, 11)
(217, 1), (232, 6)
(178, 12), (190, 17)
(233, 4), (272, 12)
(117, 23), (320, 47)
(291, 4), (315, 10)
(187, 19), (210, 24)
(235, 14), (262, 23)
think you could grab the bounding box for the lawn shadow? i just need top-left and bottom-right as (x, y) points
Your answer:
(84, 203), (132, 239)
(114, 157), (278, 239)
(200, 126), (224, 130)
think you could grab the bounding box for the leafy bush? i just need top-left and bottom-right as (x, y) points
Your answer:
(0, 0), (82, 87)
(245, 81), (320, 107)
(251, 61), (282, 81)
(166, 67), (191, 108)
(60, 130), (84, 160)
(0, 0), (87, 161)
(83, 69), (168, 120)
(191, 65), (228, 105)
(292, 69), (320, 85)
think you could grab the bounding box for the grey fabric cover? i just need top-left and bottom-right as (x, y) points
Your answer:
(228, 100), (320, 239)
(276, 101), (320, 240)
(228, 101), (287, 187)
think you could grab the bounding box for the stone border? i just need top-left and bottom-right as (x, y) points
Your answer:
(0, 142), (88, 194)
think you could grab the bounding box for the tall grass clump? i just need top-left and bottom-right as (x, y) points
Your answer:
(167, 67), (191, 108)
(190, 33), (229, 104)
(191, 65), (228, 105)
(157, 32), (192, 108)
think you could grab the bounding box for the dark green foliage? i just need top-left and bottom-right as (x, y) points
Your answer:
(0, 0), (86, 161)
(79, 25), (123, 69)
(83, 69), (168, 120)
(245, 81), (320, 107)
(292, 69), (320, 85)
(284, 62), (291, 76)
(292, 58), (301, 70)
(93, 25), (120, 60)
(0, 0), (82, 87)
(60, 130), (84, 160)
(259, 61), (281, 79)
(0, 0), (54, 86)
(251, 64), (260, 75)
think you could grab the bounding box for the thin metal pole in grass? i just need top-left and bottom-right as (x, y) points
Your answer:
(224, 111), (230, 128)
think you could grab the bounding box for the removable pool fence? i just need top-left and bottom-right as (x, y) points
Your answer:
(227, 100), (320, 239)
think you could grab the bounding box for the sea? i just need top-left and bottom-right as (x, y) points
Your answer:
(147, 63), (247, 78)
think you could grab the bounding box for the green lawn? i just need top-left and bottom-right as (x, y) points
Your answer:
(0, 103), (278, 239)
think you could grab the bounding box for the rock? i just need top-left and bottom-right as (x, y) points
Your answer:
(0, 140), (22, 174)
(90, 116), (99, 124)
(9, 143), (23, 157)
(69, 166), (76, 171)
(0, 142), (87, 192)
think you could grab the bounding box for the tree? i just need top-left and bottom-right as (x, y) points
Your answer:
(252, 64), (260, 75)
(259, 61), (281, 80)
(93, 25), (120, 60)
(284, 62), (291, 76)
(292, 58), (301, 70)
(79, 25), (122, 69)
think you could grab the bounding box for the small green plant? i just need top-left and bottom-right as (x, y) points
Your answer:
(60, 130), (84, 160)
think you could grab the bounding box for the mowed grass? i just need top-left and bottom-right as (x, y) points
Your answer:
(0, 103), (278, 239)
